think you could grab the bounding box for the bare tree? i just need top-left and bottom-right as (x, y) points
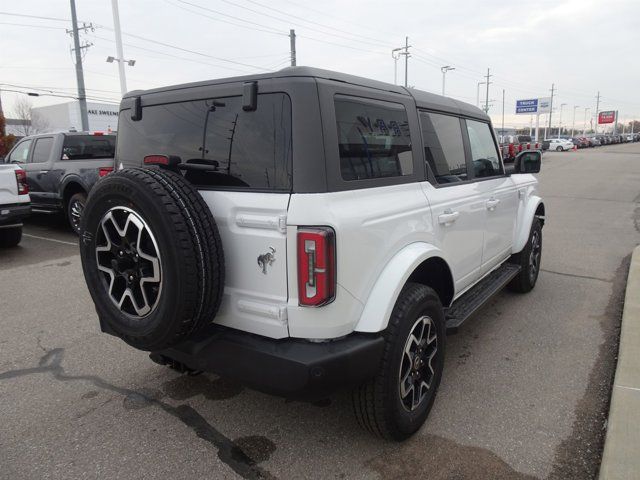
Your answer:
(11, 97), (49, 136)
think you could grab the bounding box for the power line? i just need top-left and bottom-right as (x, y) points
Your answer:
(0, 21), (65, 29)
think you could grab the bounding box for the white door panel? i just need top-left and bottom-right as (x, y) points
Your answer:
(474, 177), (519, 273)
(421, 182), (485, 294)
(199, 190), (290, 338)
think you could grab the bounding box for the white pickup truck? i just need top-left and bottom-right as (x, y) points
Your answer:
(0, 164), (31, 247)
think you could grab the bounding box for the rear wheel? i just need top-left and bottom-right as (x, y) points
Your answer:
(352, 283), (445, 441)
(0, 226), (22, 247)
(556, 146), (562, 152)
(67, 192), (87, 235)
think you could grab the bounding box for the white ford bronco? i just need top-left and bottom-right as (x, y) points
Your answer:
(79, 67), (544, 441)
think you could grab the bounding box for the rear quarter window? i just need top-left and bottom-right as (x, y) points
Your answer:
(116, 93), (292, 191)
(334, 95), (413, 181)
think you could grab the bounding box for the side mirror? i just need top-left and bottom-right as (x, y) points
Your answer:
(515, 150), (541, 174)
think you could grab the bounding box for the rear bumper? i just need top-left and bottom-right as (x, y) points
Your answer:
(0, 203), (31, 227)
(152, 325), (385, 400)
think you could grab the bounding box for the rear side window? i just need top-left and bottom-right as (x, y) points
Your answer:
(334, 96), (413, 181)
(31, 137), (54, 163)
(62, 135), (116, 160)
(116, 93), (292, 191)
(466, 120), (502, 178)
(419, 111), (468, 184)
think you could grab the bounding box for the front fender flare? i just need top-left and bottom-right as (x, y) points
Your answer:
(513, 195), (544, 253)
(354, 242), (449, 333)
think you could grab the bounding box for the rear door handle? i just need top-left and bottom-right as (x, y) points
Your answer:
(438, 210), (459, 226)
(486, 198), (500, 210)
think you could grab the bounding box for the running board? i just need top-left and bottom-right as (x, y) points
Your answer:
(445, 263), (521, 333)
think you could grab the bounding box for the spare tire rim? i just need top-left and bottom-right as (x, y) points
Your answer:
(399, 315), (438, 412)
(95, 206), (162, 318)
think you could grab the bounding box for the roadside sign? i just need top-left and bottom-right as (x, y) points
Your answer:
(516, 99), (538, 114)
(598, 111), (616, 124)
(515, 97), (551, 115)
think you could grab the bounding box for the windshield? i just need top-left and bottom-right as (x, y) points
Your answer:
(62, 135), (116, 160)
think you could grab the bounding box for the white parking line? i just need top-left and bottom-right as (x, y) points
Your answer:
(23, 233), (78, 247)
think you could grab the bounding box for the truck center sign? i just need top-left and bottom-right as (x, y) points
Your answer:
(515, 97), (551, 115)
(598, 111), (616, 124)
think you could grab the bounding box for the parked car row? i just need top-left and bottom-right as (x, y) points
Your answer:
(498, 134), (543, 162)
(544, 133), (640, 151)
(1, 132), (115, 234)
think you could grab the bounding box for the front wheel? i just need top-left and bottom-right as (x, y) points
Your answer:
(556, 146), (563, 152)
(508, 218), (542, 293)
(352, 283), (445, 441)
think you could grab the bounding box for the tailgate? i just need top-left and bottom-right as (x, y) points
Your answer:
(0, 165), (19, 205)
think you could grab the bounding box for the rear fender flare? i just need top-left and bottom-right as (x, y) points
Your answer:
(354, 243), (450, 333)
(513, 196), (544, 253)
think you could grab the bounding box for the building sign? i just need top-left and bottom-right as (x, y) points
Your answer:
(87, 109), (119, 117)
(515, 97), (551, 115)
(598, 111), (616, 124)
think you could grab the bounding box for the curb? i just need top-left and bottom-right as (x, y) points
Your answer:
(599, 245), (640, 479)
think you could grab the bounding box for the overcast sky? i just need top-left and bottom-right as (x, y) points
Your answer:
(1, 0), (639, 130)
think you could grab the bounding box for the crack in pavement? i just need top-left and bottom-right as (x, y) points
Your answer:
(0, 348), (277, 480)
(540, 269), (612, 283)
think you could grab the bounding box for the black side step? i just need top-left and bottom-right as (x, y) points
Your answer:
(445, 263), (521, 333)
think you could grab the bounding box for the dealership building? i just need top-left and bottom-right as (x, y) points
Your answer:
(32, 100), (120, 133)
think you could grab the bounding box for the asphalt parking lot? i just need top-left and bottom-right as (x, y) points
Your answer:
(1, 142), (639, 480)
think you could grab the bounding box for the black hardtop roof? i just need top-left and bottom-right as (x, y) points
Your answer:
(124, 66), (489, 121)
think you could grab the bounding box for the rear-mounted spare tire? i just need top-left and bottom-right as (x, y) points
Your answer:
(79, 167), (224, 351)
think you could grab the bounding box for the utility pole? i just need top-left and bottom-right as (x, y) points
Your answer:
(440, 66), (455, 96)
(476, 81), (485, 108)
(483, 68), (492, 113)
(594, 91), (600, 134)
(547, 83), (555, 138)
(501, 89), (505, 134)
(289, 29), (296, 67)
(69, 0), (89, 131)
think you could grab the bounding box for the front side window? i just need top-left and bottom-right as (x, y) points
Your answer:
(8, 139), (32, 163)
(31, 137), (54, 163)
(419, 111), (468, 184)
(466, 120), (502, 178)
(334, 96), (413, 181)
(116, 93), (292, 191)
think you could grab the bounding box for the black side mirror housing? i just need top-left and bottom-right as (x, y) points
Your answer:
(514, 150), (541, 174)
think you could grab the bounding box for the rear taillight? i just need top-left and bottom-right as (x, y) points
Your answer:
(297, 227), (336, 307)
(99, 167), (114, 177)
(15, 169), (28, 195)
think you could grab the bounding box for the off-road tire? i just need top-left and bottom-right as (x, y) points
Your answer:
(0, 226), (22, 247)
(79, 167), (224, 351)
(508, 218), (542, 293)
(352, 283), (445, 441)
(67, 191), (87, 235)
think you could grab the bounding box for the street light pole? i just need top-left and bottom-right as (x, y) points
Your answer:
(440, 66), (455, 96)
(558, 103), (567, 138)
(571, 106), (579, 137)
(391, 47), (403, 85)
(110, 0), (128, 96)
